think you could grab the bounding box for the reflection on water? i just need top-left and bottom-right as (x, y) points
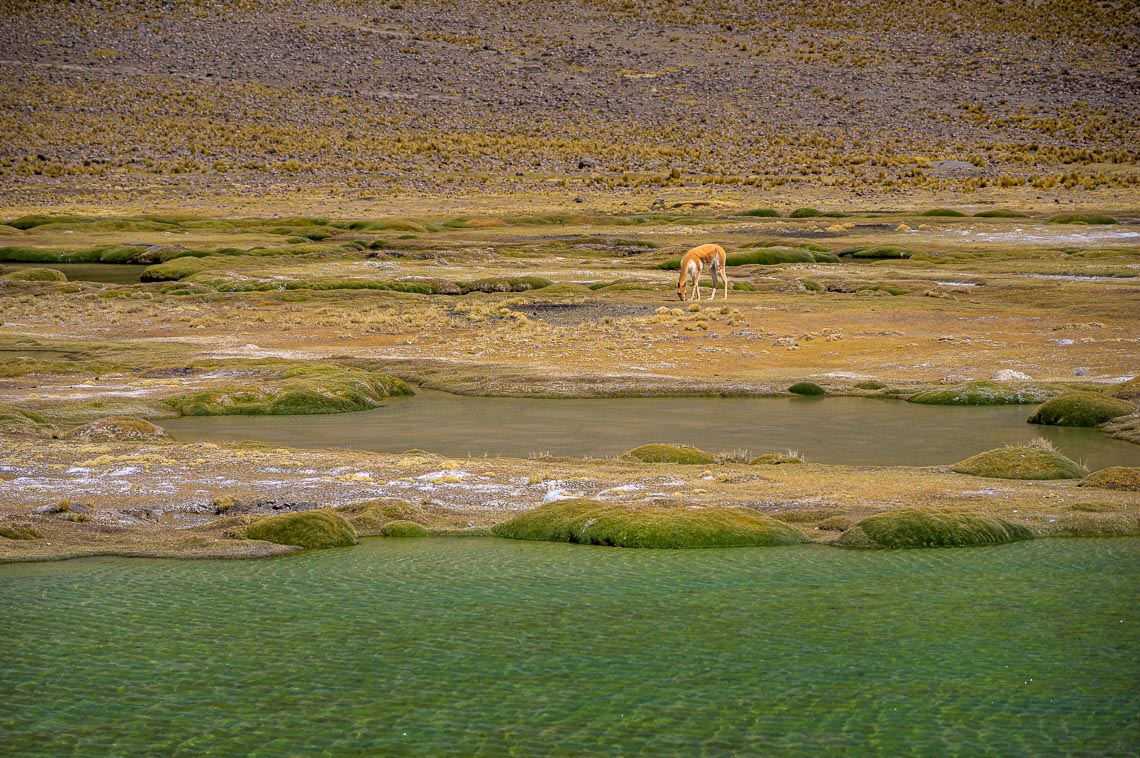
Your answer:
(1, 262), (149, 284)
(162, 390), (1140, 469)
(1, 537), (1136, 756)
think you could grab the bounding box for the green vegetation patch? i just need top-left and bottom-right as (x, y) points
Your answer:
(338, 499), (430, 536)
(836, 509), (1033, 549)
(0, 267), (67, 282)
(492, 499), (807, 549)
(164, 365), (411, 416)
(973, 209), (1029, 218)
(378, 520), (430, 537)
(458, 276), (553, 293)
(1078, 467), (1140, 492)
(908, 381), (1053, 406)
(140, 257), (211, 281)
(64, 415), (172, 442)
(623, 443), (716, 465)
(245, 511), (358, 549)
(1028, 392), (1134, 427)
(0, 523), (42, 540)
(749, 453), (804, 465)
(739, 208), (780, 217)
(722, 247), (815, 267)
(1049, 214), (1117, 225)
(919, 208), (967, 217)
(0, 244), (143, 264)
(788, 381), (825, 396)
(950, 440), (1087, 480)
(1109, 377), (1140, 402)
(0, 405), (47, 428)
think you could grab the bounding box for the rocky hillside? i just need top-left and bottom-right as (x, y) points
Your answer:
(0, 0), (1136, 206)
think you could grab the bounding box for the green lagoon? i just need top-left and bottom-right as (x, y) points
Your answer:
(2, 537), (1137, 756)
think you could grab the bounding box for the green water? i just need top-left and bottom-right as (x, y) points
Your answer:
(2, 538), (1137, 756)
(2, 262), (149, 284)
(162, 391), (1140, 469)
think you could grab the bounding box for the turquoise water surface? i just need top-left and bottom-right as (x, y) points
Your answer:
(2, 537), (1137, 756)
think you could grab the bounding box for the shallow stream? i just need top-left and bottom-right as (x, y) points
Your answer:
(1, 537), (1136, 755)
(162, 391), (1140, 469)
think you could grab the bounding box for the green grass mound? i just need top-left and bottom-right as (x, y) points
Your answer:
(1049, 214), (1117, 225)
(1110, 377), (1140, 402)
(140, 256), (211, 281)
(623, 443), (716, 464)
(789, 207), (823, 218)
(336, 499), (430, 536)
(919, 208), (967, 217)
(1028, 392), (1134, 427)
(64, 416), (172, 442)
(164, 365), (411, 416)
(0, 244), (147, 264)
(1078, 467), (1140, 492)
(973, 209), (1029, 218)
(0, 523), (42, 540)
(492, 499), (807, 549)
(739, 208), (780, 217)
(379, 520), (430, 538)
(0, 405), (47, 428)
(836, 509), (1033, 549)
(908, 381), (1052, 406)
(245, 511), (357, 549)
(950, 441), (1087, 480)
(725, 247), (815, 266)
(0, 267), (67, 282)
(458, 276), (552, 293)
(749, 453), (804, 465)
(788, 381), (825, 396)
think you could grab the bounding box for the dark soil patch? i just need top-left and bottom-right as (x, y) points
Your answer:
(513, 303), (658, 326)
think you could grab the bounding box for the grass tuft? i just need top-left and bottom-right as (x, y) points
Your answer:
(1027, 392), (1134, 427)
(164, 365), (411, 416)
(0, 267), (67, 282)
(1048, 214), (1117, 225)
(492, 499), (807, 548)
(622, 443), (716, 464)
(837, 509), (1033, 548)
(788, 381), (825, 396)
(1078, 467), (1140, 492)
(950, 439), (1087, 479)
(244, 511), (358, 549)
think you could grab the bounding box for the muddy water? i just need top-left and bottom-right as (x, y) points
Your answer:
(1, 262), (150, 284)
(162, 391), (1140, 468)
(1, 537), (1136, 755)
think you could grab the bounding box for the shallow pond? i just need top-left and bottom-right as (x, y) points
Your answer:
(1, 262), (150, 284)
(162, 391), (1140, 469)
(1, 537), (1136, 755)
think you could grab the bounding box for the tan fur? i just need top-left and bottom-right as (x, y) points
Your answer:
(677, 243), (728, 301)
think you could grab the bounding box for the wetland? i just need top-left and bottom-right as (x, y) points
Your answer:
(1, 0), (1138, 752)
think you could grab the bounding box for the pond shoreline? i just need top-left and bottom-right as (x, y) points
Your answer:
(2, 436), (1136, 564)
